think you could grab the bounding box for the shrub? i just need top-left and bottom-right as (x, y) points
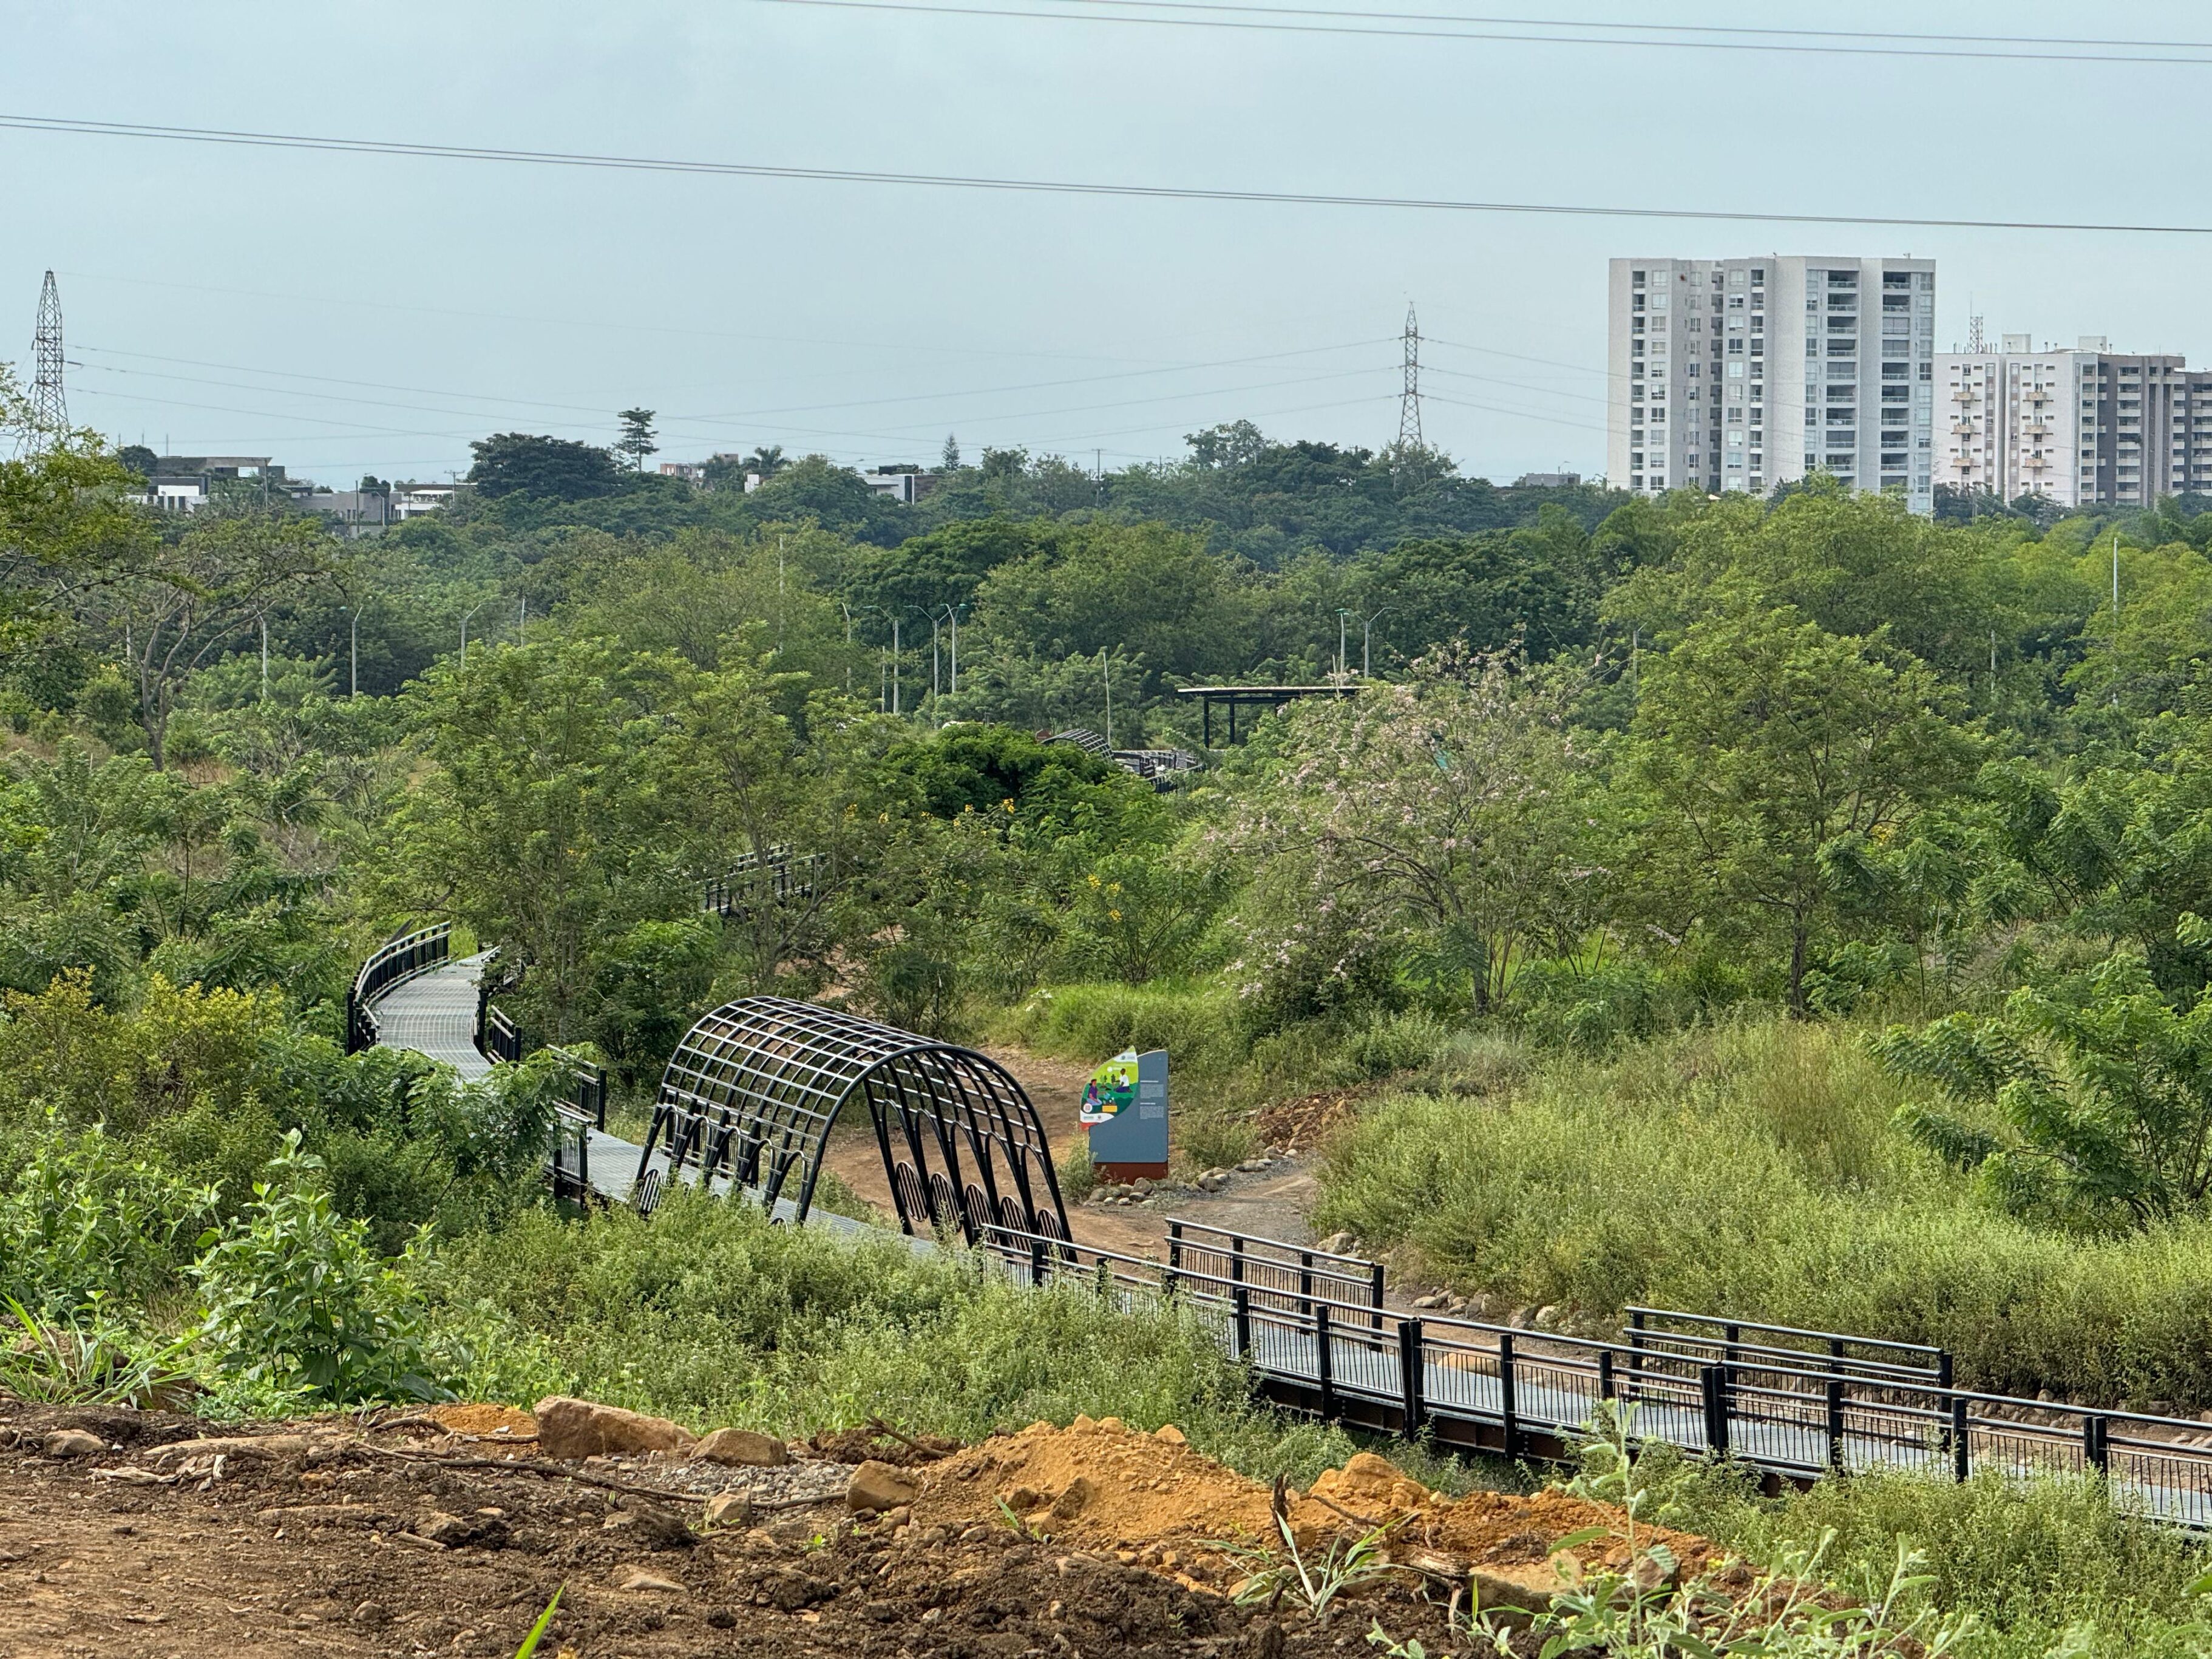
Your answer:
(0, 1114), (217, 1318)
(192, 1133), (447, 1406)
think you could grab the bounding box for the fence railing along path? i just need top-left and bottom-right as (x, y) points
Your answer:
(989, 1218), (2212, 1528)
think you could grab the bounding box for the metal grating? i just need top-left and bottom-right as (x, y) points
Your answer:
(640, 996), (1070, 1238)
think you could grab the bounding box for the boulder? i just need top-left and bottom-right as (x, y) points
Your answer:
(1153, 1425), (1187, 1446)
(694, 1428), (788, 1468)
(532, 1396), (692, 1461)
(1470, 1559), (1575, 1629)
(703, 1492), (753, 1529)
(847, 1459), (920, 1513)
(42, 1430), (106, 1459)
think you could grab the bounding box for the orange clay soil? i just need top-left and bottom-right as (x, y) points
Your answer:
(906, 1415), (1717, 1589)
(423, 1401), (540, 1438)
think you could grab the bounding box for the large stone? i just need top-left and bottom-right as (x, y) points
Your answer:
(846, 1459), (920, 1513)
(704, 1492), (753, 1529)
(42, 1430), (105, 1459)
(532, 1397), (692, 1461)
(694, 1428), (788, 1468)
(1470, 1561), (1575, 1629)
(1049, 1476), (1096, 1520)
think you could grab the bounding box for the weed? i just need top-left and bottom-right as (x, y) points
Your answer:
(0, 1295), (192, 1406)
(1224, 1476), (1403, 1626)
(511, 1584), (561, 1659)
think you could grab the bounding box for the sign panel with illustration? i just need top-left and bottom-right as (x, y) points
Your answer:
(1083, 1048), (1169, 1178)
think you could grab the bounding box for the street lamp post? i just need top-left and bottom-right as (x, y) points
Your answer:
(948, 603), (967, 694)
(907, 606), (943, 707)
(1335, 609), (1348, 679)
(460, 602), (485, 668)
(1359, 607), (1398, 677)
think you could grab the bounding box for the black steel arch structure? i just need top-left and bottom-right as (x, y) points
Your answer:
(637, 997), (1071, 1242)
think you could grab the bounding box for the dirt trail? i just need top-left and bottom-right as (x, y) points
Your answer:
(0, 1402), (1725, 1659)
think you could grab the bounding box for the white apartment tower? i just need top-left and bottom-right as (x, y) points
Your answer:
(1607, 256), (1936, 512)
(1935, 336), (2212, 508)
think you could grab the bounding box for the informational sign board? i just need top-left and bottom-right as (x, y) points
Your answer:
(1081, 1048), (1169, 1179)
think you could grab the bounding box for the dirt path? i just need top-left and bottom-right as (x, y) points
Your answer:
(817, 1042), (1324, 1260)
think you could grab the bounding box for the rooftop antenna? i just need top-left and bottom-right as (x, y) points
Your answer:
(1397, 301), (1423, 449)
(1967, 313), (1987, 355)
(27, 271), (66, 448)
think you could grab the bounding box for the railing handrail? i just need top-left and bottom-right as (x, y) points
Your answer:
(1624, 1304), (1946, 1363)
(351, 920), (452, 1003)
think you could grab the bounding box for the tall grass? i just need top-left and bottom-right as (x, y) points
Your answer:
(1639, 1449), (2212, 1659)
(430, 1185), (1362, 1484)
(1318, 1016), (2212, 1406)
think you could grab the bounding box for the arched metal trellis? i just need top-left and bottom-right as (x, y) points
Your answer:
(636, 997), (1071, 1242)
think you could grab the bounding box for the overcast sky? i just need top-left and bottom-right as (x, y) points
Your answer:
(4, 2), (2209, 487)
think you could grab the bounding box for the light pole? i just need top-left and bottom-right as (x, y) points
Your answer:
(1358, 607), (1397, 677)
(891, 612), (903, 715)
(841, 602), (881, 694)
(347, 605), (358, 696)
(948, 603), (968, 694)
(260, 614), (269, 701)
(1335, 609), (1348, 679)
(460, 602), (484, 668)
(1101, 648), (1113, 750)
(906, 606), (943, 707)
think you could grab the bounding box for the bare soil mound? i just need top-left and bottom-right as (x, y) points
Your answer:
(0, 1399), (1717, 1658)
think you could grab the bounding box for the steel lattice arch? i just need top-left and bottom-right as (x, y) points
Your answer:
(637, 996), (1071, 1241)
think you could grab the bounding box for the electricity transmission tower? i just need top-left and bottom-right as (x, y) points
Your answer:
(28, 271), (67, 444)
(1397, 301), (1423, 449)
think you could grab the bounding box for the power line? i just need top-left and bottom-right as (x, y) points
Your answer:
(751, 0), (2212, 66)
(7, 114), (2212, 236)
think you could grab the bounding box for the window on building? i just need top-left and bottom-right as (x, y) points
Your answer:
(1632, 270), (1646, 287)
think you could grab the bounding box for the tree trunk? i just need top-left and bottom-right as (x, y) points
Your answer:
(1786, 921), (1810, 1019)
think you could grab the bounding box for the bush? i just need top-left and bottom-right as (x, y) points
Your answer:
(1002, 980), (1243, 1077)
(192, 1134), (447, 1406)
(0, 1114), (216, 1318)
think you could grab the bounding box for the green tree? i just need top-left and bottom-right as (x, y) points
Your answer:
(466, 433), (623, 501)
(613, 408), (658, 473)
(1627, 608), (1976, 1016)
(1876, 918), (2212, 1227)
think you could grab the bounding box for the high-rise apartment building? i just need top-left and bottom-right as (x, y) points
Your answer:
(1607, 256), (1936, 512)
(1935, 336), (2212, 508)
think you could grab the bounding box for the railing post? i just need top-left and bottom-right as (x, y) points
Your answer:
(1234, 1286), (1252, 1360)
(1700, 1364), (1730, 1456)
(1498, 1331), (1518, 1458)
(1232, 1235), (1246, 1297)
(1369, 1260), (1386, 1334)
(1165, 1222), (1182, 1300)
(1597, 1348), (1615, 1402)
(1298, 1250), (1315, 1321)
(1030, 1230), (1048, 1287)
(1398, 1318), (1425, 1438)
(1315, 1304), (1335, 1420)
(1825, 1377), (1845, 1471)
(1720, 1323), (1739, 1422)
(1951, 1396), (1969, 1482)
(1936, 1351), (1955, 1394)
(2084, 1414), (2110, 1473)
(1626, 1310), (1645, 1405)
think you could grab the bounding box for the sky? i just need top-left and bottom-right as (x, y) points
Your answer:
(4, 1), (2211, 488)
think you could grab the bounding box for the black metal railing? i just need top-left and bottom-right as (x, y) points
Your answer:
(546, 1050), (609, 1205)
(345, 922), (452, 1053)
(701, 845), (826, 919)
(972, 1216), (2212, 1530)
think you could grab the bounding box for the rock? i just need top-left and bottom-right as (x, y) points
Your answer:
(882, 1505), (912, 1529)
(1153, 1425), (1187, 1446)
(1236, 1159), (1269, 1173)
(147, 1434), (308, 1465)
(350, 1602), (391, 1627)
(759, 1569), (833, 1611)
(703, 1492), (753, 1529)
(694, 1428), (788, 1468)
(1049, 1476), (1097, 1519)
(1470, 1560), (1575, 1629)
(415, 1510), (508, 1549)
(1197, 1174), (1226, 1193)
(1317, 1232), (1354, 1255)
(1413, 1294), (1448, 1311)
(602, 1502), (696, 1550)
(847, 1459), (920, 1513)
(1534, 1305), (1559, 1328)
(42, 1430), (106, 1459)
(1006, 1485), (1044, 1511)
(532, 1396), (692, 1461)
(614, 1567), (687, 1593)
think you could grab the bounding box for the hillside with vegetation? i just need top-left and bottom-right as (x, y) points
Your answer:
(14, 376), (2212, 1652)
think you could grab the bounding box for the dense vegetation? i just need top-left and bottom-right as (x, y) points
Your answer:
(15, 375), (2212, 1652)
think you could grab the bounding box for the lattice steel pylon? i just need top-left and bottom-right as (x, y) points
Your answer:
(1397, 300), (1423, 449)
(27, 271), (66, 444)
